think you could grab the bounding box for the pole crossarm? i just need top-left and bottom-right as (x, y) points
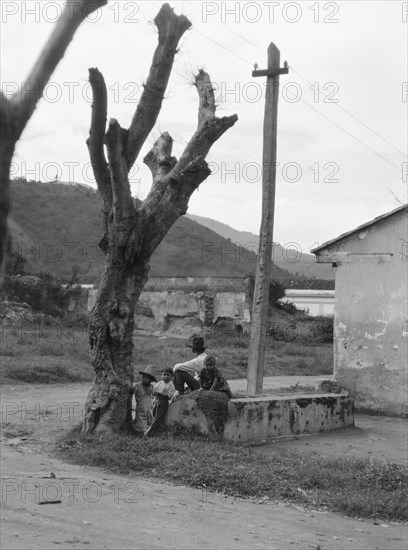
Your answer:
(252, 67), (289, 77)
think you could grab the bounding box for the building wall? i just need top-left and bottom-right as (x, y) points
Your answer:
(324, 214), (407, 415)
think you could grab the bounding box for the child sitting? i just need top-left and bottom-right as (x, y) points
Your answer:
(199, 355), (232, 398)
(145, 367), (175, 436)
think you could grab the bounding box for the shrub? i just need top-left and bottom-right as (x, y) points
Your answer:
(1, 272), (84, 319)
(267, 322), (297, 342)
(277, 300), (301, 315)
(268, 280), (285, 307)
(312, 316), (334, 344)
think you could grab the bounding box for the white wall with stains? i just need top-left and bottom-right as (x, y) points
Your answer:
(317, 212), (407, 415)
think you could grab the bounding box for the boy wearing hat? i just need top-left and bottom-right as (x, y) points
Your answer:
(133, 365), (157, 433)
(172, 337), (208, 399)
(145, 367), (175, 437)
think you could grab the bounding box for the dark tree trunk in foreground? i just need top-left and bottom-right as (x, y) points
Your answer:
(0, 0), (107, 279)
(83, 4), (238, 433)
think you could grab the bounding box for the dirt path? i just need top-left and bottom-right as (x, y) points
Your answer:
(1, 383), (407, 550)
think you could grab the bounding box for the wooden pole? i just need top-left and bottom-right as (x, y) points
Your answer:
(247, 43), (288, 394)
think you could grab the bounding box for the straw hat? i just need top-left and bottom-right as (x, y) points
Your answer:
(139, 364), (158, 382)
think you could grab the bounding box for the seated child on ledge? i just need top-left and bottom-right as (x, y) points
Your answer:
(199, 355), (232, 398)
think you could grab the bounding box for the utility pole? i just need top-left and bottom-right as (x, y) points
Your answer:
(247, 43), (289, 395)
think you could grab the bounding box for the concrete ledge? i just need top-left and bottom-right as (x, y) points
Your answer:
(165, 391), (354, 443)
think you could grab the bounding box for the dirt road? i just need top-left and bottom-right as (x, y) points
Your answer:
(1, 383), (407, 550)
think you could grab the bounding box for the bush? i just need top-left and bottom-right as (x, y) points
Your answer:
(277, 300), (301, 315)
(268, 280), (285, 307)
(312, 316), (334, 344)
(1, 272), (84, 319)
(267, 321), (297, 342)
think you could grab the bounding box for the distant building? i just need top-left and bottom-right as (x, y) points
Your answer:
(280, 289), (334, 317)
(312, 205), (408, 415)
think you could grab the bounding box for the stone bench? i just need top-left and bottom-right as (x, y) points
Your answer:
(165, 390), (354, 443)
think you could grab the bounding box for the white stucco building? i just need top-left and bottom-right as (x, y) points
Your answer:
(312, 205), (408, 415)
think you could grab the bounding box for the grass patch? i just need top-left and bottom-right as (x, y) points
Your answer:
(1, 356), (92, 384)
(0, 329), (93, 384)
(133, 334), (333, 380)
(1, 329), (333, 385)
(57, 428), (408, 522)
(1, 422), (34, 439)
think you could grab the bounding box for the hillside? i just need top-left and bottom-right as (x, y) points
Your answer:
(187, 214), (334, 280)
(8, 179), (295, 284)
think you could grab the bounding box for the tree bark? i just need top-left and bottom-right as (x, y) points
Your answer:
(83, 4), (238, 433)
(83, 259), (149, 433)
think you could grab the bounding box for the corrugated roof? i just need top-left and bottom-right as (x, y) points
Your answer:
(311, 204), (407, 254)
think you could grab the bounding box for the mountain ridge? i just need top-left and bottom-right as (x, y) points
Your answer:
(187, 213), (334, 280)
(7, 179), (298, 284)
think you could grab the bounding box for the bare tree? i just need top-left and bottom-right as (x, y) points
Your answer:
(83, 3), (238, 433)
(0, 0), (107, 277)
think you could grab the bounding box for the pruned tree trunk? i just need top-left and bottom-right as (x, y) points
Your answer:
(83, 3), (238, 433)
(84, 261), (149, 433)
(0, 0), (107, 279)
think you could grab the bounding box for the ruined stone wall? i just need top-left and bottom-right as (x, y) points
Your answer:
(135, 289), (251, 335)
(86, 276), (253, 336)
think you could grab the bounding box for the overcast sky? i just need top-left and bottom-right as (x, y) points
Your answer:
(1, 0), (407, 253)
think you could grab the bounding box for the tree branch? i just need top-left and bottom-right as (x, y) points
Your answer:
(0, 92), (9, 119)
(86, 68), (109, 189)
(176, 114), (238, 175)
(196, 69), (216, 128)
(125, 3), (191, 170)
(86, 67), (112, 242)
(142, 132), (178, 215)
(173, 71), (238, 174)
(141, 155), (211, 256)
(0, 1), (107, 276)
(0, 92), (15, 153)
(140, 70), (237, 242)
(10, 0), (107, 137)
(168, 156), (211, 206)
(144, 132), (177, 183)
(105, 119), (135, 226)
